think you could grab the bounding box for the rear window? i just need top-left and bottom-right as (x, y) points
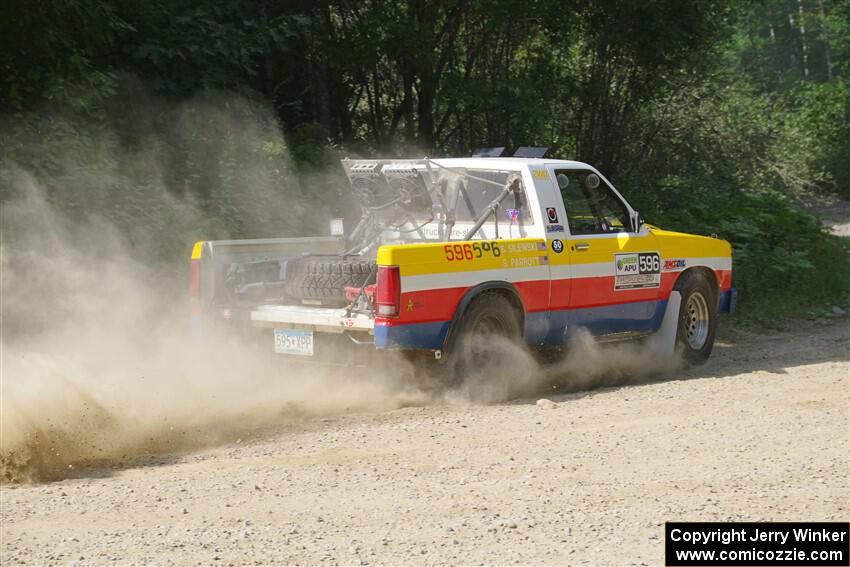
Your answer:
(346, 161), (534, 244)
(449, 169), (533, 223)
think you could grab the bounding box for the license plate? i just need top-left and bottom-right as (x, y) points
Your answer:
(273, 328), (314, 356)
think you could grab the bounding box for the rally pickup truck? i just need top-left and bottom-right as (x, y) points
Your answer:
(190, 156), (736, 378)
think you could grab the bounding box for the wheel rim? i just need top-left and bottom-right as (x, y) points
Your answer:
(474, 313), (506, 336)
(466, 314), (509, 364)
(684, 291), (710, 350)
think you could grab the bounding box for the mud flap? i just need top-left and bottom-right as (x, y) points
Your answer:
(649, 291), (681, 359)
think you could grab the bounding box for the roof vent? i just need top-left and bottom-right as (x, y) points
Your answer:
(513, 146), (548, 158)
(471, 147), (506, 157)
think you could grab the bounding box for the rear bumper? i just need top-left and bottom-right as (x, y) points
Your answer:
(374, 320), (449, 350)
(250, 304), (375, 333)
(718, 288), (738, 314)
(248, 304), (380, 364)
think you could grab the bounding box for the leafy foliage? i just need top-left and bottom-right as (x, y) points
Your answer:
(1, 0), (848, 321)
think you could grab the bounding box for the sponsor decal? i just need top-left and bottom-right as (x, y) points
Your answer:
(419, 224), (474, 240)
(509, 256), (541, 268)
(443, 241), (502, 262)
(531, 169), (549, 179)
(551, 239), (564, 254)
(614, 252), (661, 290)
(506, 208), (521, 224)
(506, 242), (540, 253)
(663, 258), (686, 271)
(546, 223), (565, 233)
(546, 207), (559, 223)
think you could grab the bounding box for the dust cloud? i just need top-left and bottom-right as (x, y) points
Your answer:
(1, 92), (678, 484)
(0, 93), (422, 483)
(448, 332), (683, 405)
(0, 183), (434, 483)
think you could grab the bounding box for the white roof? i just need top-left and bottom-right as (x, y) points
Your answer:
(343, 156), (592, 169)
(425, 157), (592, 169)
(340, 156), (604, 180)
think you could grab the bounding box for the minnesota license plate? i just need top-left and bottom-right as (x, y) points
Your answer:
(273, 328), (314, 356)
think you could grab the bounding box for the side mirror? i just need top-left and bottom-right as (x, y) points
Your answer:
(631, 210), (642, 232)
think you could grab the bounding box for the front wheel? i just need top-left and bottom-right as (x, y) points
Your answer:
(675, 272), (718, 366)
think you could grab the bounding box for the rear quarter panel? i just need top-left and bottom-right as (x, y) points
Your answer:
(375, 239), (549, 349)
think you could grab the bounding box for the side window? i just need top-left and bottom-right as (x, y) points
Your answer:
(555, 169), (629, 235)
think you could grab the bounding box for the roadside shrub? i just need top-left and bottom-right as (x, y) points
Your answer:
(646, 190), (850, 324)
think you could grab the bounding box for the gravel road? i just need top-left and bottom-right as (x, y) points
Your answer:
(2, 318), (848, 566)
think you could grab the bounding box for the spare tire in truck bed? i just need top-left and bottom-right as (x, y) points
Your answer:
(284, 255), (376, 306)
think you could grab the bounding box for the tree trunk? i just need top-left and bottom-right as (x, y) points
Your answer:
(818, 0), (834, 81)
(309, 6), (332, 130)
(416, 78), (435, 150)
(260, 1), (274, 100)
(403, 72), (415, 144)
(797, 0), (809, 78)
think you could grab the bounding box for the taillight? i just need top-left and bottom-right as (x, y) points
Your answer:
(375, 265), (400, 318)
(189, 259), (201, 299)
(190, 242), (203, 316)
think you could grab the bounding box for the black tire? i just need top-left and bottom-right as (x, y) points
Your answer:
(674, 271), (718, 366)
(284, 255), (376, 306)
(443, 292), (524, 385)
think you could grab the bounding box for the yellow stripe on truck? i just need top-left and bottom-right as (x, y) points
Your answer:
(648, 228), (733, 259)
(377, 238), (548, 277)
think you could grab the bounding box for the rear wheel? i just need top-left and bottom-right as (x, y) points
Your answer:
(675, 271), (718, 365)
(443, 293), (524, 385)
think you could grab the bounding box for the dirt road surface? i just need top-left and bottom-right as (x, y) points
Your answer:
(806, 197), (850, 237)
(1, 318), (848, 566)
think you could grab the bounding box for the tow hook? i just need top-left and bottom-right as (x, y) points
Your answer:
(347, 333), (374, 345)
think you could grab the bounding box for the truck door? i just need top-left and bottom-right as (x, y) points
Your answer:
(548, 167), (663, 338)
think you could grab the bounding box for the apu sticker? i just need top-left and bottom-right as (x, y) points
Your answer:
(546, 207), (559, 223)
(614, 252), (660, 290)
(551, 239), (564, 254)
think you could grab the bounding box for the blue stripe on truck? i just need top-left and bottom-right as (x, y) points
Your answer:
(529, 299), (668, 345)
(375, 299), (668, 351)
